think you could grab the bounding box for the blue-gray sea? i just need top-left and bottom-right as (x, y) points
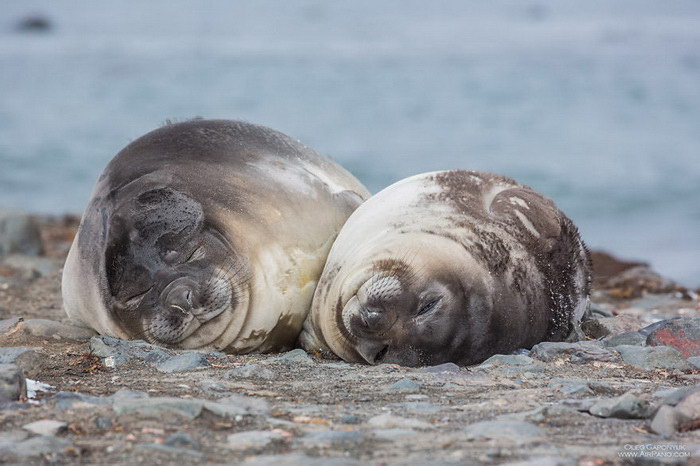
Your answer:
(1, 1), (699, 286)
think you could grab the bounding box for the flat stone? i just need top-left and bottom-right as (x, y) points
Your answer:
(51, 391), (110, 410)
(464, 421), (543, 442)
(156, 353), (210, 373)
(477, 354), (536, 368)
(603, 331), (646, 347)
(0, 363), (26, 401)
(113, 397), (203, 420)
(649, 405), (688, 437)
(372, 428), (417, 440)
(548, 380), (594, 396)
(270, 349), (313, 364)
(163, 432), (200, 450)
(675, 389), (700, 420)
(530, 341), (617, 364)
(588, 392), (653, 419)
(366, 413), (432, 429)
(689, 357), (700, 368)
(226, 430), (284, 450)
(89, 335), (171, 366)
(582, 315), (642, 339)
(244, 454), (362, 466)
(506, 457), (577, 466)
(0, 318), (23, 335)
(389, 401), (441, 413)
(384, 378), (421, 392)
(20, 319), (97, 340)
(300, 430), (364, 447)
(228, 363), (276, 380)
(0, 208), (42, 256)
(0, 346), (42, 378)
(0, 434), (73, 458)
(645, 317), (700, 358)
(22, 420), (67, 436)
(136, 443), (204, 458)
(416, 363), (460, 373)
(214, 394), (270, 416)
(1, 255), (60, 279)
(95, 417), (112, 429)
(655, 385), (700, 406)
(339, 414), (361, 424)
(615, 345), (694, 371)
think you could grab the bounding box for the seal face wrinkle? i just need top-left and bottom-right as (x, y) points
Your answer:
(62, 119), (370, 353)
(300, 170), (591, 366)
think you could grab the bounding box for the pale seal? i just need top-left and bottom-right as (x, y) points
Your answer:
(62, 119), (370, 352)
(300, 170), (591, 366)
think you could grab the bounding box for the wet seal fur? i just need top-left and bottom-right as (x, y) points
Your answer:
(300, 170), (591, 366)
(62, 119), (369, 353)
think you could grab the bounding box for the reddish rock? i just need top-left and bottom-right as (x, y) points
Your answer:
(646, 318), (700, 358)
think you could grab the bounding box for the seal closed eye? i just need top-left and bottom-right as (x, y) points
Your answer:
(62, 119), (370, 352)
(300, 170), (591, 366)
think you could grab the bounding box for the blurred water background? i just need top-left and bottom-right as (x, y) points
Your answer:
(1, 0), (699, 286)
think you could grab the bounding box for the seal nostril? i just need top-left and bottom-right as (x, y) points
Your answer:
(362, 308), (382, 328)
(374, 345), (389, 363)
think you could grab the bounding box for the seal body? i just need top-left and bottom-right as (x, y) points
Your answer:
(62, 119), (369, 353)
(300, 170), (590, 366)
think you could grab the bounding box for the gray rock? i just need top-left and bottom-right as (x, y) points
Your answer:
(1, 255), (59, 279)
(366, 413), (432, 429)
(95, 417), (112, 429)
(136, 443), (204, 458)
(0, 317), (23, 335)
(270, 349), (313, 364)
(675, 389), (700, 420)
(0, 434), (73, 459)
(548, 380), (594, 395)
(339, 414), (361, 424)
(214, 394), (270, 416)
(588, 393), (653, 419)
(228, 363), (276, 380)
(506, 457), (576, 466)
(156, 353), (210, 373)
(0, 346), (42, 377)
(384, 378), (421, 392)
(0, 429), (29, 444)
(689, 356), (700, 368)
(226, 430), (285, 450)
(89, 335), (171, 366)
(582, 315), (642, 339)
(558, 398), (600, 412)
(645, 317), (700, 358)
(372, 428), (417, 440)
(603, 331), (646, 348)
(464, 420), (543, 442)
(164, 432), (200, 450)
(22, 420), (67, 436)
(615, 345), (694, 371)
(0, 363), (26, 401)
(655, 385), (700, 406)
(416, 363), (460, 373)
(530, 341), (617, 363)
(478, 354), (535, 367)
(20, 319), (97, 340)
(109, 388), (149, 401)
(0, 208), (42, 256)
(649, 405), (688, 437)
(244, 454), (361, 466)
(388, 402), (441, 413)
(113, 397), (203, 420)
(300, 430), (364, 447)
(51, 391), (110, 410)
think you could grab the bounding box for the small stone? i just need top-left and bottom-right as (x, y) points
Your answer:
(655, 385), (700, 406)
(164, 432), (200, 450)
(1, 255), (60, 279)
(0, 434), (72, 459)
(113, 397), (203, 420)
(228, 363), (276, 380)
(478, 354), (535, 368)
(645, 317), (700, 358)
(226, 430), (284, 450)
(89, 335), (171, 365)
(339, 414), (361, 424)
(615, 345), (694, 371)
(689, 357), (700, 368)
(214, 394), (270, 416)
(530, 341), (617, 363)
(156, 353), (210, 373)
(548, 380), (594, 396)
(0, 364), (26, 401)
(270, 349), (313, 364)
(582, 315), (642, 339)
(384, 378), (421, 392)
(649, 405), (688, 437)
(20, 319), (97, 340)
(243, 454), (361, 466)
(0, 208), (42, 256)
(95, 417), (113, 429)
(603, 331), (646, 348)
(300, 430), (364, 447)
(388, 402), (441, 413)
(366, 413), (432, 429)
(136, 443), (204, 458)
(0, 318), (23, 335)
(109, 389), (149, 401)
(0, 347), (42, 377)
(464, 421), (543, 442)
(372, 428), (417, 440)
(589, 393), (653, 419)
(22, 420), (67, 436)
(416, 363), (460, 373)
(675, 389), (700, 420)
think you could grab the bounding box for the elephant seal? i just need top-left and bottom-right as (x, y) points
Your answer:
(300, 170), (590, 366)
(62, 119), (369, 353)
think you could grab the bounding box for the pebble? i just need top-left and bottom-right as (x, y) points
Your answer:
(22, 420), (67, 436)
(384, 378), (421, 392)
(615, 345), (694, 371)
(0, 363), (26, 401)
(156, 353), (210, 373)
(645, 317), (700, 358)
(95, 417), (113, 429)
(372, 428), (417, 440)
(464, 420), (543, 442)
(300, 430), (364, 447)
(226, 430), (284, 450)
(270, 349), (313, 364)
(228, 363), (276, 380)
(164, 432), (200, 450)
(20, 319), (97, 340)
(530, 341), (617, 364)
(0, 208), (43, 256)
(603, 331), (646, 348)
(339, 414), (361, 424)
(416, 362), (460, 373)
(366, 413), (432, 429)
(588, 393), (653, 419)
(548, 380), (594, 396)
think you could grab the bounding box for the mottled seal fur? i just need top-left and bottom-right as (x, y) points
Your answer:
(62, 119), (369, 353)
(300, 170), (590, 366)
